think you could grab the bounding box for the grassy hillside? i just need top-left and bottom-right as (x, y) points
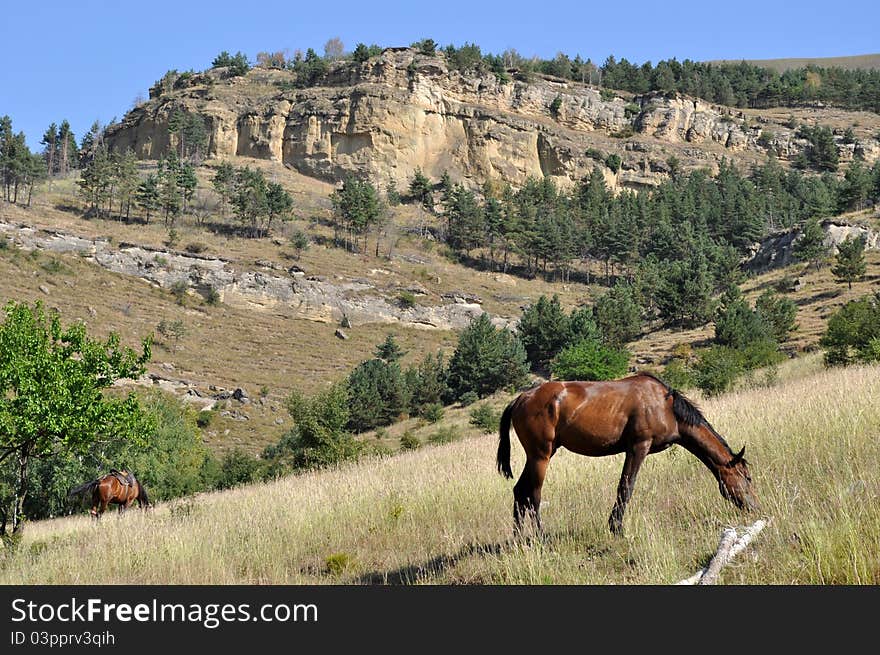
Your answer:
(2, 360), (877, 584)
(2, 163), (879, 456)
(710, 53), (880, 72)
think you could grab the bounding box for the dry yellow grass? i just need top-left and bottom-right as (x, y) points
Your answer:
(3, 361), (878, 585)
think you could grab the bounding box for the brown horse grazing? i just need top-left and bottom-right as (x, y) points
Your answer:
(68, 470), (151, 519)
(496, 372), (758, 536)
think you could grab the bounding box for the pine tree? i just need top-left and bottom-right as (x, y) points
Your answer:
(329, 177), (382, 252)
(516, 294), (571, 372)
(115, 149), (140, 221)
(136, 174), (160, 223)
(40, 123), (57, 178)
(177, 162), (197, 214)
(595, 282), (642, 347)
(230, 166), (268, 236)
(831, 235), (867, 290)
(266, 182), (293, 235)
(408, 168), (433, 212)
(212, 162), (235, 217)
(157, 156), (182, 227)
(838, 160), (873, 212)
(446, 313), (529, 399)
(374, 334), (405, 363)
(794, 217), (828, 271)
(76, 146), (112, 215)
(57, 120), (76, 177)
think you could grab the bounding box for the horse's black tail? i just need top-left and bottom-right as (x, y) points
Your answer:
(497, 399), (516, 479)
(67, 479), (98, 499)
(136, 482), (151, 508)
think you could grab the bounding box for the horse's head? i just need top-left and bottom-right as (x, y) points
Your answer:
(718, 447), (760, 512)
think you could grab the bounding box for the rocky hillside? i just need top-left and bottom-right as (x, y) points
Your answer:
(106, 48), (880, 191)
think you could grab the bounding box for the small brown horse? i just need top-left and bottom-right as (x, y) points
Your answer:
(497, 372), (758, 536)
(68, 470), (151, 519)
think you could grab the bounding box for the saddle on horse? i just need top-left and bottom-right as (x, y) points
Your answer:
(109, 469), (135, 486)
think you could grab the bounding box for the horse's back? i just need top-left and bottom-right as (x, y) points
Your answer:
(513, 375), (676, 457)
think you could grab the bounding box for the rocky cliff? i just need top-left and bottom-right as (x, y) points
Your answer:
(104, 48), (880, 192)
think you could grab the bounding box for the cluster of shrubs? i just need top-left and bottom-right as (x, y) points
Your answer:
(661, 287), (798, 396)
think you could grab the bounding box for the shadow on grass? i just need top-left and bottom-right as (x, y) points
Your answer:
(352, 540), (506, 585)
(351, 526), (618, 585)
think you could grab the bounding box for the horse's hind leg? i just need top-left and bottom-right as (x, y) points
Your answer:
(514, 456), (550, 540)
(608, 441), (650, 535)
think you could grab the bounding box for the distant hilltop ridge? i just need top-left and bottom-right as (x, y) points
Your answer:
(105, 46), (880, 191)
(709, 53), (880, 72)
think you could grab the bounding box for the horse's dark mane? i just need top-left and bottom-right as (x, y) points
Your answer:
(633, 371), (735, 456)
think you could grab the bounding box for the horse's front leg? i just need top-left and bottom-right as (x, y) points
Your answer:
(608, 441), (650, 535)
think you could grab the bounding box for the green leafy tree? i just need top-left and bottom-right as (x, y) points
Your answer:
(413, 39), (437, 56)
(550, 339), (630, 381)
(215, 449), (262, 489)
(446, 313), (529, 400)
(352, 43), (372, 63)
(40, 122), (57, 178)
(263, 383), (361, 470)
(230, 166), (269, 236)
(692, 346), (743, 397)
(115, 149), (140, 221)
(111, 391), (215, 500)
(656, 253), (715, 328)
(291, 48), (327, 87)
(168, 111), (209, 163)
(831, 235), (867, 290)
(177, 162), (197, 214)
(445, 184), (485, 256)
(76, 146), (112, 216)
(0, 301), (151, 534)
(798, 125), (839, 172)
(819, 292), (880, 366)
(838, 160), (873, 212)
(713, 286), (773, 350)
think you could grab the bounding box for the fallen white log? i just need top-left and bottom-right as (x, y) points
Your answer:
(675, 519), (768, 585)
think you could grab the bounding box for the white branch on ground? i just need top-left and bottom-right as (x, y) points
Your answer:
(675, 519), (768, 585)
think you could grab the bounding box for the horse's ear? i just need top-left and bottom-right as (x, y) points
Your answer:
(729, 447), (746, 466)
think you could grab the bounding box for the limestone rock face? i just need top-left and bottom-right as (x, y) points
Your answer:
(744, 220), (880, 272)
(0, 221), (488, 331)
(105, 48), (876, 191)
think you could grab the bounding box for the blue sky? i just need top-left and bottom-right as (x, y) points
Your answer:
(2, 0), (878, 151)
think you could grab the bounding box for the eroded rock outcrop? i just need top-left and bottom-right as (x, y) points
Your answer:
(106, 48), (874, 192)
(0, 221), (490, 330)
(744, 219), (880, 272)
